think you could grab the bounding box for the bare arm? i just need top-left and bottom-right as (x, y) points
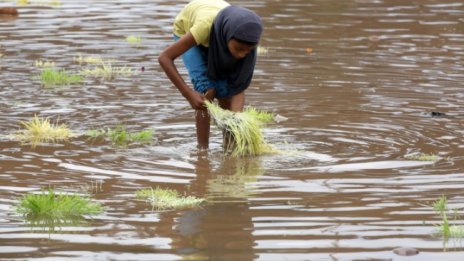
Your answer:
(158, 32), (207, 110)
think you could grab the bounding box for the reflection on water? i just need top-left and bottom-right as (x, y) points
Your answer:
(1, 0), (464, 259)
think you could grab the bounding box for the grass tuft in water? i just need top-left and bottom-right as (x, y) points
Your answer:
(17, 188), (102, 221)
(14, 115), (73, 147)
(205, 101), (276, 156)
(86, 125), (153, 147)
(136, 187), (205, 210)
(80, 62), (133, 80)
(126, 35), (142, 46)
(405, 153), (440, 162)
(40, 68), (83, 87)
(432, 195), (464, 239)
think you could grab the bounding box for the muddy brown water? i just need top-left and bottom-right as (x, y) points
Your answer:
(1, 0), (464, 260)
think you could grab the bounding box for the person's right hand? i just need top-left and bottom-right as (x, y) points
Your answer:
(185, 90), (206, 110)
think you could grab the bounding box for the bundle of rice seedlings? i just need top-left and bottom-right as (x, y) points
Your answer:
(86, 125), (153, 147)
(405, 152), (440, 162)
(16, 188), (102, 232)
(14, 115), (73, 147)
(205, 101), (275, 156)
(34, 60), (55, 68)
(40, 68), (83, 87)
(136, 187), (205, 210)
(17, 188), (102, 219)
(73, 54), (109, 65)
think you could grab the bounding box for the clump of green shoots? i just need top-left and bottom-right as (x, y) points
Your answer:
(257, 46), (269, 55)
(136, 187), (205, 210)
(405, 152), (441, 162)
(80, 62), (133, 80)
(40, 68), (83, 87)
(13, 115), (73, 147)
(126, 35), (142, 46)
(432, 195), (464, 239)
(205, 101), (276, 156)
(86, 125), (153, 147)
(16, 188), (102, 232)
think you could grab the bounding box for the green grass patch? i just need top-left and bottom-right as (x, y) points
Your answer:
(16, 188), (102, 232)
(205, 101), (277, 156)
(86, 125), (153, 147)
(136, 187), (205, 210)
(13, 115), (73, 147)
(432, 195), (464, 239)
(80, 63), (133, 80)
(40, 68), (83, 87)
(405, 153), (440, 162)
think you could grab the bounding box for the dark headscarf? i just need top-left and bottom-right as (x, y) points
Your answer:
(207, 5), (263, 96)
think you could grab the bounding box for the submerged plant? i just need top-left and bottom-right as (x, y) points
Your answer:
(80, 62), (133, 80)
(205, 101), (276, 156)
(86, 125), (153, 147)
(16, 188), (102, 232)
(405, 153), (440, 162)
(136, 187), (205, 210)
(432, 195), (464, 239)
(40, 68), (83, 87)
(14, 115), (73, 147)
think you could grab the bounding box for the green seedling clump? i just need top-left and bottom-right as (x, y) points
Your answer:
(126, 35), (142, 46)
(14, 115), (73, 147)
(136, 187), (205, 210)
(86, 125), (153, 147)
(34, 60), (55, 68)
(17, 188), (102, 221)
(40, 68), (83, 87)
(205, 101), (276, 157)
(432, 195), (464, 239)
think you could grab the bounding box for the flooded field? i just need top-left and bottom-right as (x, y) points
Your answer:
(1, 0), (464, 260)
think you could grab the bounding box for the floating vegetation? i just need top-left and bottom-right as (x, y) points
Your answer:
(80, 63), (133, 80)
(86, 125), (153, 147)
(432, 195), (464, 239)
(205, 101), (276, 156)
(136, 187), (205, 210)
(16, 188), (102, 232)
(405, 152), (441, 162)
(40, 68), (83, 87)
(34, 59), (55, 68)
(13, 115), (73, 147)
(126, 35), (142, 46)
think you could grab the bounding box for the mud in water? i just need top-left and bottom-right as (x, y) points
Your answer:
(1, 0), (464, 260)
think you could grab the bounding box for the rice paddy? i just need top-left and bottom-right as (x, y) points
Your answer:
(205, 101), (276, 157)
(136, 187), (205, 210)
(13, 115), (73, 147)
